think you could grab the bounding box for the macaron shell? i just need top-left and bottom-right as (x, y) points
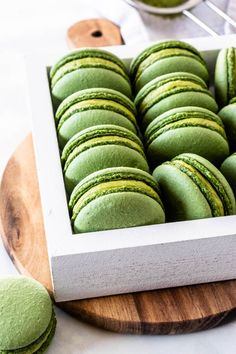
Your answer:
(142, 91), (218, 130)
(73, 192), (165, 233)
(58, 110), (137, 148)
(218, 103), (236, 152)
(135, 56), (209, 92)
(221, 154), (236, 197)
(0, 276), (52, 351)
(64, 145), (149, 194)
(215, 48), (229, 107)
(147, 126), (229, 167)
(153, 163), (212, 221)
(51, 68), (132, 106)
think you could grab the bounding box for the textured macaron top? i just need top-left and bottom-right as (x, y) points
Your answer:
(145, 106), (227, 146)
(0, 276), (52, 351)
(164, 153), (236, 216)
(130, 40), (207, 80)
(50, 48), (130, 89)
(135, 72), (211, 116)
(61, 125), (146, 171)
(55, 88), (137, 131)
(69, 167), (164, 223)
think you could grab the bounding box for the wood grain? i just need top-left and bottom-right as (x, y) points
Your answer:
(1, 135), (236, 334)
(67, 19), (123, 49)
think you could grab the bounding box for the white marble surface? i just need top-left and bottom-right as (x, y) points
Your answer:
(1, 0), (236, 353)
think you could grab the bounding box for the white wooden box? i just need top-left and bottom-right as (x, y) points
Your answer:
(26, 34), (236, 302)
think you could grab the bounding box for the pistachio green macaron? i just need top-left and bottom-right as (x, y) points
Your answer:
(135, 72), (218, 130)
(55, 88), (138, 148)
(215, 47), (236, 107)
(138, 0), (185, 6)
(145, 106), (229, 167)
(0, 276), (56, 354)
(62, 125), (149, 194)
(153, 153), (235, 222)
(50, 48), (132, 107)
(218, 97), (236, 152)
(69, 167), (165, 233)
(221, 153), (236, 197)
(130, 39), (209, 92)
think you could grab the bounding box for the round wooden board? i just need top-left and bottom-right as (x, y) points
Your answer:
(1, 135), (236, 334)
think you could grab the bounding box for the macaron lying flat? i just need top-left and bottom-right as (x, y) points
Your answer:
(0, 276), (56, 354)
(221, 153), (236, 197)
(145, 106), (229, 167)
(135, 72), (218, 130)
(153, 153), (235, 222)
(69, 167), (165, 233)
(56, 88), (138, 148)
(215, 47), (236, 107)
(50, 48), (132, 106)
(131, 40), (209, 92)
(62, 125), (149, 194)
(218, 97), (236, 152)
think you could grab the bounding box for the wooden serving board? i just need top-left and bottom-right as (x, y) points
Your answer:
(1, 135), (236, 334)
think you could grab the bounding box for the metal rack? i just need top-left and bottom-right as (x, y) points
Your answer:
(124, 0), (236, 37)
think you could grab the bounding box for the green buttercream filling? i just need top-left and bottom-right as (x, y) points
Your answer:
(138, 0), (185, 7)
(135, 48), (204, 81)
(64, 136), (146, 172)
(138, 80), (210, 115)
(71, 180), (163, 222)
(171, 159), (224, 216)
(0, 312), (56, 354)
(146, 117), (227, 146)
(57, 99), (137, 131)
(173, 155), (234, 215)
(69, 169), (161, 210)
(62, 127), (144, 162)
(51, 57), (129, 88)
(227, 48), (236, 102)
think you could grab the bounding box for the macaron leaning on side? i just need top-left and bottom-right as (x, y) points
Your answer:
(0, 276), (56, 354)
(215, 47), (236, 107)
(218, 97), (236, 152)
(50, 48), (132, 107)
(221, 153), (236, 197)
(153, 153), (235, 222)
(130, 39), (209, 92)
(61, 125), (149, 194)
(55, 88), (138, 148)
(135, 72), (218, 130)
(69, 167), (165, 233)
(145, 106), (229, 167)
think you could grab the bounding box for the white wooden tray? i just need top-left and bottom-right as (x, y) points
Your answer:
(26, 34), (236, 302)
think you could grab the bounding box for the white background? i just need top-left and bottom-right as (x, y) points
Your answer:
(1, 0), (236, 353)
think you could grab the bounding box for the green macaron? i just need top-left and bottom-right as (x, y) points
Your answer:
(221, 153), (236, 197)
(145, 106), (229, 167)
(50, 48), (132, 107)
(55, 88), (138, 148)
(218, 97), (236, 152)
(135, 72), (218, 130)
(69, 167), (165, 233)
(153, 153), (235, 222)
(215, 47), (236, 107)
(0, 276), (56, 354)
(61, 125), (149, 194)
(138, 0), (185, 6)
(130, 40), (209, 92)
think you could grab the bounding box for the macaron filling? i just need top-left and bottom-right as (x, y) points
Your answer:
(51, 57), (129, 89)
(227, 47), (236, 101)
(71, 180), (163, 223)
(173, 155), (234, 215)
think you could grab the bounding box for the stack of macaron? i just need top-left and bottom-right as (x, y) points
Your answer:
(49, 41), (236, 232)
(50, 49), (166, 232)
